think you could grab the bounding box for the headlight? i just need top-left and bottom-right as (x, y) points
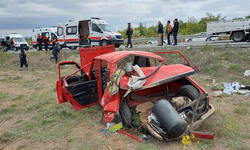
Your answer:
(109, 35), (116, 38)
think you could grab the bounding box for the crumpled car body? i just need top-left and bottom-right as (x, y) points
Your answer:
(56, 45), (215, 140)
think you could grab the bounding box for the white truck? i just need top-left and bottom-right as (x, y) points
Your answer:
(207, 19), (250, 42)
(32, 26), (58, 50)
(57, 17), (124, 49)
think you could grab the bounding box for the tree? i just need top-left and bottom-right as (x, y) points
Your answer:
(198, 12), (225, 33)
(135, 22), (147, 37)
(245, 14), (250, 19)
(233, 17), (243, 20)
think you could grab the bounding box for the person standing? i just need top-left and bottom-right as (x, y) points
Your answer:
(19, 49), (29, 71)
(1, 39), (7, 52)
(43, 35), (49, 51)
(157, 21), (163, 46)
(10, 38), (14, 52)
(50, 42), (60, 63)
(172, 18), (179, 46)
(51, 34), (57, 49)
(248, 22), (250, 42)
(125, 23), (133, 48)
(37, 34), (43, 51)
(165, 20), (172, 45)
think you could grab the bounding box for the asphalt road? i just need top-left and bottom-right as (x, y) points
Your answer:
(6, 40), (250, 53)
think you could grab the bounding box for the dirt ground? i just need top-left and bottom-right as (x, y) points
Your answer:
(0, 49), (250, 150)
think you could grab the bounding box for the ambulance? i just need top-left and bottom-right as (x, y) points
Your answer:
(32, 26), (57, 50)
(5, 33), (29, 51)
(57, 17), (124, 49)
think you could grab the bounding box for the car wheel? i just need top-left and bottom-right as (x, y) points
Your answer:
(232, 32), (245, 42)
(101, 40), (108, 46)
(71, 46), (77, 50)
(178, 85), (200, 100)
(120, 100), (132, 127)
(115, 44), (120, 48)
(187, 39), (192, 42)
(148, 42), (152, 44)
(206, 38), (211, 41)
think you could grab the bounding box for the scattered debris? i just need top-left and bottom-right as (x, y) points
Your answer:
(109, 122), (123, 133)
(120, 130), (142, 143)
(101, 129), (112, 138)
(212, 83), (224, 90)
(0, 119), (5, 126)
(244, 70), (250, 76)
(142, 134), (151, 142)
(212, 91), (224, 97)
(189, 130), (214, 141)
(105, 144), (113, 150)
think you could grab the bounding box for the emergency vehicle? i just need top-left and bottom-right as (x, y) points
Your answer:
(57, 17), (124, 49)
(4, 33), (29, 51)
(32, 26), (57, 50)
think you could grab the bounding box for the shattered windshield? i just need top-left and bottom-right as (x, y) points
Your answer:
(13, 38), (26, 42)
(99, 24), (115, 32)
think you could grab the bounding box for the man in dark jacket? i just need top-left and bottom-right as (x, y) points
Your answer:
(43, 35), (49, 51)
(37, 34), (43, 51)
(50, 42), (60, 63)
(172, 18), (179, 45)
(19, 49), (29, 71)
(157, 21), (163, 46)
(1, 39), (7, 52)
(248, 22), (250, 42)
(125, 23), (133, 48)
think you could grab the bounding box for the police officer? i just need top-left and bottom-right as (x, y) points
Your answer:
(37, 34), (43, 51)
(1, 39), (7, 52)
(19, 49), (29, 71)
(125, 23), (133, 48)
(50, 42), (60, 63)
(43, 35), (49, 51)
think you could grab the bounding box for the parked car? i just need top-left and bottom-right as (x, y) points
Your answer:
(56, 45), (215, 141)
(147, 40), (167, 45)
(185, 32), (218, 42)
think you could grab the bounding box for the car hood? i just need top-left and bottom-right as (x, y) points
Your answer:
(119, 64), (195, 90)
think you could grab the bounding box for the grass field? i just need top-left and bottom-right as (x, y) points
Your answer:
(0, 46), (250, 150)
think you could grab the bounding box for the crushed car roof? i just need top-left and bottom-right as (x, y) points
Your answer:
(94, 51), (165, 64)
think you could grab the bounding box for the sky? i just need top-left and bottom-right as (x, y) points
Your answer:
(0, 0), (249, 37)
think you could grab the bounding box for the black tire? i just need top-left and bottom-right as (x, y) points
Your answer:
(115, 44), (120, 48)
(148, 42), (152, 44)
(178, 85), (200, 100)
(187, 39), (192, 42)
(71, 46), (77, 50)
(49, 48), (52, 50)
(232, 32), (245, 42)
(206, 38), (211, 41)
(101, 40), (108, 46)
(120, 100), (132, 127)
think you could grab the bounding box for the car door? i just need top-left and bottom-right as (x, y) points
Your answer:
(57, 24), (64, 45)
(90, 23), (104, 46)
(57, 60), (101, 111)
(65, 25), (78, 47)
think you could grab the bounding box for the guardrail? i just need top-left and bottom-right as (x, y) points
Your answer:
(124, 35), (212, 44)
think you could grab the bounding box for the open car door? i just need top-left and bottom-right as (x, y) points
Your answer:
(57, 61), (98, 111)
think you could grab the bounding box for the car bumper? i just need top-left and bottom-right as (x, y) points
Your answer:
(108, 39), (124, 45)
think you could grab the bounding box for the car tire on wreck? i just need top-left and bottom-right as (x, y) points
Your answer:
(177, 85), (200, 100)
(119, 100), (132, 127)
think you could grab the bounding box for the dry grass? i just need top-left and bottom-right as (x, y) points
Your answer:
(0, 47), (250, 149)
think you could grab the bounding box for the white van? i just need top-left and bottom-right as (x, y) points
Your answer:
(5, 33), (29, 51)
(32, 26), (57, 50)
(57, 17), (124, 49)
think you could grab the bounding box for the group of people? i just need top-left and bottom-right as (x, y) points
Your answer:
(36, 34), (57, 51)
(124, 18), (179, 48)
(158, 18), (179, 46)
(1, 37), (15, 52)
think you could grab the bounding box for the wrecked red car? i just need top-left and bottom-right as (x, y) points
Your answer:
(56, 45), (215, 140)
